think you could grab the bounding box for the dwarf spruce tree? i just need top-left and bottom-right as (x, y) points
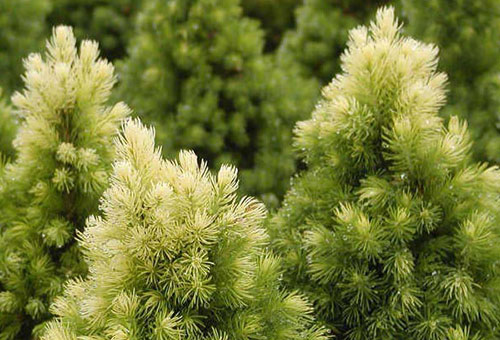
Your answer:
(117, 0), (318, 205)
(278, 0), (387, 85)
(402, 0), (500, 163)
(42, 118), (327, 340)
(0, 0), (51, 94)
(0, 27), (129, 339)
(270, 7), (500, 339)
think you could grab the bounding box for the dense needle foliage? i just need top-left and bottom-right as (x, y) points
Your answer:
(117, 0), (318, 206)
(0, 1), (499, 339)
(402, 0), (500, 163)
(42, 118), (327, 340)
(270, 7), (500, 339)
(0, 27), (129, 339)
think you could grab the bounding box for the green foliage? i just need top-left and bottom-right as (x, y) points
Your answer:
(0, 90), (17, 159)
(0, 27), (129, 339)
(279, 0), (388, 84)
(0, 0), (51, 94)
(47, 0), (141, 60)
(269, 7), (500, 339)
(42, 118), (327, 340)
(117, 0), (318, 206)
(241, 0), (301, 51)
(401, 0), (500, 163)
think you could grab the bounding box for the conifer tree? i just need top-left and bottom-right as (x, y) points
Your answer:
(401, 0), (500, 162)
(278, 0), (387, 84)
(0, 26), (129, 339)
(0, 0), (51, 94)
(241, 0), (300, 51)
(116, 0), (318, 206)
(270, 7), (500, 339)
(42, 118), (327, 340)
(47, 0), (141, 60)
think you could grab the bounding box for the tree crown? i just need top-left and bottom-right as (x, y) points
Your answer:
(270, 7), (500, 339)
